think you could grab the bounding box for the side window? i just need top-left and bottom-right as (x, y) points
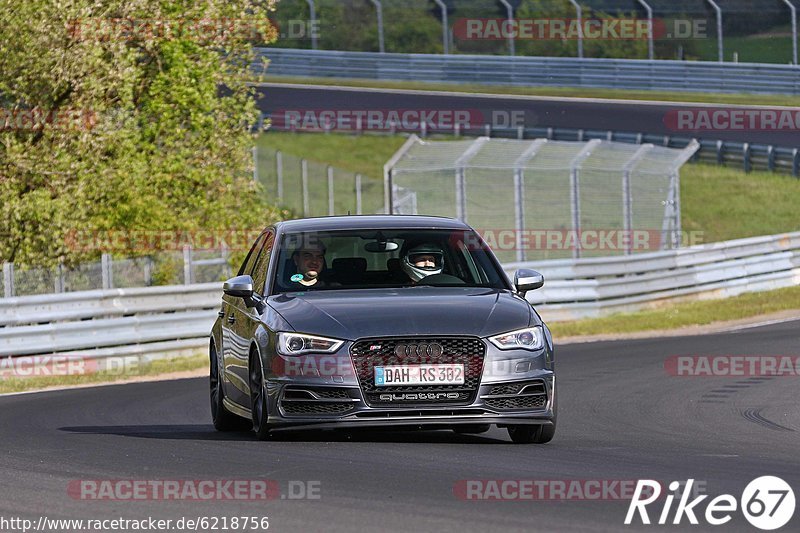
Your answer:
(237, 232), (267, 277)
(251, 232), (274, 295)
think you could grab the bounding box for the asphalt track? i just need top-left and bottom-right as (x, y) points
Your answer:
(1, 318), (798, 532)
(256, 83), (800, 147)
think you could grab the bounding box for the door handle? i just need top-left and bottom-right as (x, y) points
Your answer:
(227, 315), (236, 324)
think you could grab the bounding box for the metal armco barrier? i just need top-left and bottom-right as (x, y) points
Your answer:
(256, 48), (800, 96)
(507, 231), (800, 321)
(0, 232), (798, 358)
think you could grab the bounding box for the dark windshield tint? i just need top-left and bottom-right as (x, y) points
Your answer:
(271, 229), (509, 294)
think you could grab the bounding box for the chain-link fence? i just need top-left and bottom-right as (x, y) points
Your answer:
(1, 248), (231, 298)
(268, 0), (797, 63)
(386, 135), (699, 262)
(255, 145), (385, 217)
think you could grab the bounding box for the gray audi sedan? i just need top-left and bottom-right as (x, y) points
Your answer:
(209, 215), (556, 443)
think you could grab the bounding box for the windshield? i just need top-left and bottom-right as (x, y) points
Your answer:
(271, 229), (509, 294)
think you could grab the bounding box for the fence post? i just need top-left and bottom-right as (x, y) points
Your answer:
(433, 0), (449, 54)
(636, 0), (655, 59)
(3, 262), (14, 298)
(369, 0), (385, 53)
(276, 150), (284, 201)
(498, 0), (516, 56)
(301, 159), (310, 217)
(144, 256), (154, 286)
(355, 174), (363, 215)
(305, 0), (318, 50)
(327, 166), (335, 216)
(568, 0), (584, 58)
(221, 245), (232, 279)
(101, 253), (113, 290)
(569, 139), (601, 259)
(622, 144), (655, 255)
(743, 143), (751, 173)
(252, 146), (258, 182)
(706, 0), (724, 62)
(183, 246), (193, 285)
(55, 263), (65, 293)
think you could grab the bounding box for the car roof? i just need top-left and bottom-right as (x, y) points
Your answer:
(275, 215), (472, 232)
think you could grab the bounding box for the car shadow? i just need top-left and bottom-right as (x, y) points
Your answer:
(59, 424), (511, 444)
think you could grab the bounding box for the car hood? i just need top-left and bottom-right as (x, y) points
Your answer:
(266, 287), (533, 340)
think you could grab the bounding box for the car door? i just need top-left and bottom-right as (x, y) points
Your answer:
(221, 232), (267, 407)
(237, 231), (275, 410)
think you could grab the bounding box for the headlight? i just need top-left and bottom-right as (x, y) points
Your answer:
(276, 332), (344, 356)
(488, 326), (544, 351)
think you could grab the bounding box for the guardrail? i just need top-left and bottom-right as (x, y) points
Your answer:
(506, 231), (800, 321)
(0, 231), (798, 360)
(257, 48), (800, 96)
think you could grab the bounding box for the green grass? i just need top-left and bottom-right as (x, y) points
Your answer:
(549, 285), (800, 338)
(0, 353), (206, 394)
(693, 36), (794, 65)
(259, 76), (800, 108)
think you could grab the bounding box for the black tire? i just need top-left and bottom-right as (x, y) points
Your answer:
(453, 424), (491, 434)
(249, 350), (272, 441)
(210, 343), (251, 431)
(507, 422), (556, 444)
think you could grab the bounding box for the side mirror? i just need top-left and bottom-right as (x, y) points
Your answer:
(223, 275), (254, 299)
(514, 269), (544, 297)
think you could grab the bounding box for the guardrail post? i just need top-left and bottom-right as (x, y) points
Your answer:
(353, 174), (361, 215)
(743, 143), (752, 173)
(183, 246), (193, 285)
(327, 166), (335, 216)
(3, 262), (14, 298)
(301, 159), (310, 217)
(793, 148), (800, 177)
(101, 253), (113, 290)
(276, 150), (284, 201)
(716, 140), (724, 164)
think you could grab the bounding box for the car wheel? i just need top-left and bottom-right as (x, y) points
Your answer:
(210, 343), (250, 431)
(453, 424), (491, 434)
(249, 350), (272, 441)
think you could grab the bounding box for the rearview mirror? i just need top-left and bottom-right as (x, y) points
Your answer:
(365, 240), (399, 253)
(514, 269), (544, 297)
(223, 275), (254, 299)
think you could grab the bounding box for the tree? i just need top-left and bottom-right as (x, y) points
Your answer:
(0, 0), (287, 268)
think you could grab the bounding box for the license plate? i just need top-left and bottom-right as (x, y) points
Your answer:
(374, 364), (464, 386)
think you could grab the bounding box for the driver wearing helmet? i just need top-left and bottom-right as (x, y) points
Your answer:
(401, 243), (445, 283)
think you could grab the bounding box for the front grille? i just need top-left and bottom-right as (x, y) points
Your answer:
(351, 337), (486, 407)
(281, 401), (354, 415)
(482, 379), (548, 411)
(280, 386), (356, 417)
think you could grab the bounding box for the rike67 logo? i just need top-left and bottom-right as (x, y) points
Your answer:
(626, 477), (795, 530)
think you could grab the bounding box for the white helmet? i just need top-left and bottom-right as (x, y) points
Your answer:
(401, 243), (444, 282)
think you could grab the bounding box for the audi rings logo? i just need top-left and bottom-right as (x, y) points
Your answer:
(394, 343), (444, 357)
